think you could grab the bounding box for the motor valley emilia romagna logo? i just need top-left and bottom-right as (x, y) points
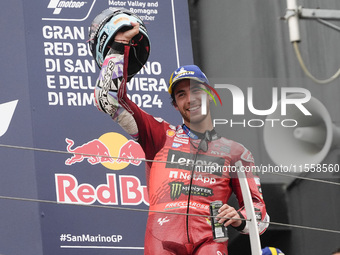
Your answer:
(43, 0), (96, 21)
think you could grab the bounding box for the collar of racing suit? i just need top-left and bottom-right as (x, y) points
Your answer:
(182, 124), (220, 141)
(182, 124), (220, 152)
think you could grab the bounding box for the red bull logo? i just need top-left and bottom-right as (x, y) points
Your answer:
(55, 173), (149, 205)
(65, 138), (114, 165)
(65, 132), (145, 170)
(116, 140), (145, 166)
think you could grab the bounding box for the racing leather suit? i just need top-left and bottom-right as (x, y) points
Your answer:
(94, 43), (269, 255)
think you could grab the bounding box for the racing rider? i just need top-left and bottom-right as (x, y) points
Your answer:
(89, 8), (269, 255)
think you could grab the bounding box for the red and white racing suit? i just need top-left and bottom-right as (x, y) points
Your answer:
(94, 43), (269, 255)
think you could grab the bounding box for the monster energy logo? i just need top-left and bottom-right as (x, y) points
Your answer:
(169, 182), (213, 200)
(169, 182), (184, 200)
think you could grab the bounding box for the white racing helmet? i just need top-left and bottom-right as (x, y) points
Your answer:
(88, 7), (150, 77)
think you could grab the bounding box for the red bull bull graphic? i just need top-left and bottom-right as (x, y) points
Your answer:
(65, 138), (114, 165)
(116, 140), (145, 166)
(65, 132), (145, 170)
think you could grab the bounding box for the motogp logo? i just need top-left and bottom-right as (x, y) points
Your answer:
(43, 0), (96, 21)
(47, 0), (87, 14)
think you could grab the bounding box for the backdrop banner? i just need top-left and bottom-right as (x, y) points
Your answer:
(0, 0), (193, 254)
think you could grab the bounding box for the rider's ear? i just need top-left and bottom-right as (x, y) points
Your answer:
(172, 101), (179, 110)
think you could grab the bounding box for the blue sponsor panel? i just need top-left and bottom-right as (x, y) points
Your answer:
(0, 0), (193, 254)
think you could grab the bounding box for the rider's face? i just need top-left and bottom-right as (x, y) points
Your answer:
(173, 80), (210, 125)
